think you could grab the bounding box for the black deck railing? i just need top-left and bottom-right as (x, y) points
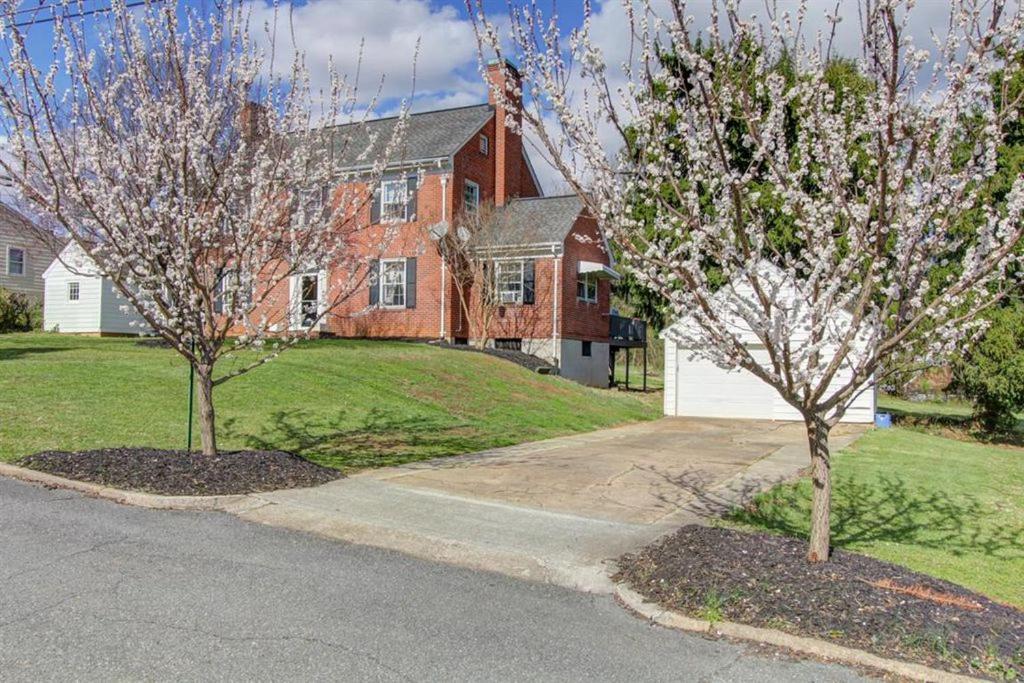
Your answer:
(609, 315), (647, 347)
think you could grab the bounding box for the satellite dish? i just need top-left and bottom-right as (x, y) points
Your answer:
(428, 221), (449, 241)
(456, 226), (471, 243)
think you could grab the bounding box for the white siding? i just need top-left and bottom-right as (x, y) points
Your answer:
(99, 279), (150, 334)
(42, 243), (151, 334)
(43, 266), (102, 333)
(0, 204), (50, 301)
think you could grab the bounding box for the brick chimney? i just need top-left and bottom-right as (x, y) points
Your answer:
(239, 100), (269, 144)
(486, 59), (523, 207)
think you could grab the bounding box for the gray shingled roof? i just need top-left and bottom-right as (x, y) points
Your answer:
(328, 103), (494, 168)
(478, 195), (584, 248)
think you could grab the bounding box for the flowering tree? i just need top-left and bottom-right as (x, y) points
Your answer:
(0, 0), (409, 455)
(433, 201), (514, 349)
(472, 0), (1024, 561)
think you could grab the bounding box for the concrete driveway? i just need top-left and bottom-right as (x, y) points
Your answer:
(241, 418), (867, 591)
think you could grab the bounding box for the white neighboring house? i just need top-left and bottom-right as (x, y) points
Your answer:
(42, 243), (151, 335)
(662, 266), (876, 424)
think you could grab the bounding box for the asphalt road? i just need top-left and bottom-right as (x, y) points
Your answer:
(0, 478), (867, 682)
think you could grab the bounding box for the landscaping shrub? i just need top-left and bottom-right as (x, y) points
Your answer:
(0, 287), (37, 333)
(954, 303), (1024, 432)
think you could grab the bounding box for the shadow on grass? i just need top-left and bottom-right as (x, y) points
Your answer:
(0, 345), (65, 361)
(727, 474), (1024, 560)
(223, 408), (488, 471)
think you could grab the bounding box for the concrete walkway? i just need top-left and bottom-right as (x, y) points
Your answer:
(238, 418), (867, 592)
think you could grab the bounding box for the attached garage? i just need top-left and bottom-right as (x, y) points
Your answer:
(662, 268), (876, 424)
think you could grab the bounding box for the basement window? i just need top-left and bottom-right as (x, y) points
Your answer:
(582, 340), (592, 357)
(495, 338), (522, 351)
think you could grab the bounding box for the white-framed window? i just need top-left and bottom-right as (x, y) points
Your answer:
(577, 273), (597, 303)
(464, 179), (480, 213)
(381, 177), (408, 222)
(380, 258), (406, 307)
(213, 269), (236, 315)
(479, 134), (489, 156)
(292, 185), (325, 226)
(6, 246), (25, 276)
(68, 281), (80, 301)
(495, 260), (524, 304)
(298, 273), (320, 326)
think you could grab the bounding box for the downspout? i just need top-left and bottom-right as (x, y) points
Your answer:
(551, 244), (560, 366)
(439, 173), (449, 340)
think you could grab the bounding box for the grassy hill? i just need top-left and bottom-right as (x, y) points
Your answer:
(0, 333), (657, 471)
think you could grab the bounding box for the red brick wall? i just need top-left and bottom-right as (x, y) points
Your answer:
(560, 215), (613, 342)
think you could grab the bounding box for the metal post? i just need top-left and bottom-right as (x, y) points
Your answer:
(625, 348), (630, 390)
(186, 337), (195, 451)
(643, 343), (648, 392)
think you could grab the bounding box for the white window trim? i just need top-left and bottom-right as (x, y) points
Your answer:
(495, 259), (525, 305)
(379, 258), (407, 309)
(6, 245), (25, 277)
(577, 272), (598, 303)
(479, 134), (489, 156)
(464, 179), (480, 213)
(68, 281), (80, 302)
(380, 177), (409, 223)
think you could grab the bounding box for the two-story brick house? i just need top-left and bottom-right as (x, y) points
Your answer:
(255, 61), (631, 387)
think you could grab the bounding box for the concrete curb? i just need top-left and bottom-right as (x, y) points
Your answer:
(0, 462), (261, 513)
(614, 584), (981, 683)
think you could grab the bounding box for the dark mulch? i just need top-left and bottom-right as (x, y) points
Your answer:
(433, 341), (557, 374)
(18, 448), (342, 496)
(616, 525), (1024, 679)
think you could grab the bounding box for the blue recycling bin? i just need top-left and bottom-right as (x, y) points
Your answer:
(874, 412), (892, 429)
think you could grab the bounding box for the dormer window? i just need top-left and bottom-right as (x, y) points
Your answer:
(479, 134), (489, 156)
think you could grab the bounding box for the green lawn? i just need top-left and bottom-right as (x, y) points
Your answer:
(0, 333), (658, 471)
(730, 427), (1024, 608)
(878, 393), (974, 420)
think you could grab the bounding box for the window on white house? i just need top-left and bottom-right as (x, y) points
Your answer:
(380, 259), (406, 307)
(479, 134), (489, 156)
(495, 260), (524, 304)
(577, 273), (597, 303)
(464, 179), (480, 213)
(381, 177), (408, 222)
(7, 247), (24, 276)
(68, 281), (80, 301)
(299, 273), (319, 326)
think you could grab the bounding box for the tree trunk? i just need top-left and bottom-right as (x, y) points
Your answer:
(195, 364), (218, 456)
(804, 411), (832, 563)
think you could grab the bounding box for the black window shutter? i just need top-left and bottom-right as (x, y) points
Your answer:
(405, 258), (417, 308)
(523, 259), (535, 305)
(370, 185), (381, 224)
(406, 175), (418, 222)
(369, 259), (380, 305)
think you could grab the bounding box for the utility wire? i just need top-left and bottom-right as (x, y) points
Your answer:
(7, 0), (148, 28)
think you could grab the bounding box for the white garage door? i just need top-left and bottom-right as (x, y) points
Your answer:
(672, 347), (800, 420)
(668, 343), (874, 423)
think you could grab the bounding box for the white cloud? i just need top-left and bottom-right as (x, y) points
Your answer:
(246, 0), (484, 110)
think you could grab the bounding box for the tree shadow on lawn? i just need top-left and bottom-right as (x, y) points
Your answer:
(642, 466), (1024, 561)
(0, 346), (65, 361)
(729, 474), (1024, 560)
(222, 408), (489, 471)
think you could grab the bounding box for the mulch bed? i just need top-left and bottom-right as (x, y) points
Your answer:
(616, 525), (1024, 679)
(18, 448), (342, 496)
(433, 341), (557, 374)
